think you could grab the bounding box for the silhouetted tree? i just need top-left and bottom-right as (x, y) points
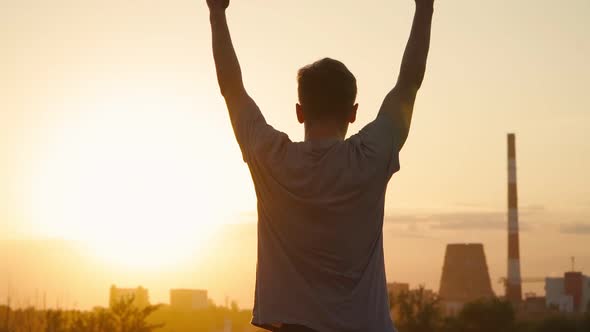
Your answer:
(390, 286), (441, 332)
(0, 305), (10, 332)
(69, 312), (91, 332)
(93, 307), (117, 332)
(110, 296), (163, 332)
(442, 298), (515, 332)
(44, 310), (67, 332)
(69, 309), (116, 332)
(15, 307), (44, 332)
(584, 309), (590, 332)
(529, 316), (581, 332)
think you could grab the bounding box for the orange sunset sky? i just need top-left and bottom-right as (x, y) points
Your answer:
(1, 0), (589, 309)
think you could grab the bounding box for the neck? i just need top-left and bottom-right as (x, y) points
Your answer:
(304, 122), (348, 142)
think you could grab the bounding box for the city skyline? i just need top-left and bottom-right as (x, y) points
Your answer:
(1, 222), (589, 311)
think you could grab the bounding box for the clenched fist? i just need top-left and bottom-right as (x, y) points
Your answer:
(207, 0), (230, 12)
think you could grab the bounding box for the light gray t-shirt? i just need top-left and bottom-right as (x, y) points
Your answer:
(232, 98), (399, 332)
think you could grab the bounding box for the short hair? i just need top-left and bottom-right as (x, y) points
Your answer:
(297, 58), (357, 121)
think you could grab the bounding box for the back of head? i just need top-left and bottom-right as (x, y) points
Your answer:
(297, 58), (357, 123)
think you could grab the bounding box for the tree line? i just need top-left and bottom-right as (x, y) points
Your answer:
(0, 297), (258, 332)
(389, 286), (590, 332)
(3, 289), (589, 332)
(0, 297), (162, 332)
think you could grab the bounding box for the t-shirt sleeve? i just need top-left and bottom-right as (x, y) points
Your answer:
(230, 97), (289, 164)
(352, 113), (401, 177)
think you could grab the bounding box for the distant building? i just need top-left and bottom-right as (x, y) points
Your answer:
(546, 277), (572, 312)
(545, 272), (590, 313)
(438, 244), (495, 316)
(109, 285), (150, 309)
(170, 289), (208, 311)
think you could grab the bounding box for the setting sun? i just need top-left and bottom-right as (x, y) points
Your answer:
(21, 89), (246, 269)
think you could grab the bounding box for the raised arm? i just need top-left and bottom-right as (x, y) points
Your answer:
(380, 0), (434, 151)
(208, 0), (277, 163)
(207, 0), (253, 108)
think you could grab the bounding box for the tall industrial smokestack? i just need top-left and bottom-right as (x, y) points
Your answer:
(506, 133), (522, 303)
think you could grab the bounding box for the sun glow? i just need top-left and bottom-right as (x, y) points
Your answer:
(24, 89), (252, 270)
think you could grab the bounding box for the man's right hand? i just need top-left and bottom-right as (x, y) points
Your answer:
(207, 0), (230, 12)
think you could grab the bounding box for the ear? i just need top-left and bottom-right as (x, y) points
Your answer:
(348, 104), (359, 124)
(296, 103), (305, 124)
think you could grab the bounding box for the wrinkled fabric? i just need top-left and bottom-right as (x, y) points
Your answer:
(231, 102), (399, 332)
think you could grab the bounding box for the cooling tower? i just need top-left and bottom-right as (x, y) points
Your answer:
(439, 244), (495, 304)
(506, 133), (522, 303)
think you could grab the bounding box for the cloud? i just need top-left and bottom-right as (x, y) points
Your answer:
(383, 216), (440, 239)
(451, 203), (545, 214)
(560, 223), (590, 235)
(520, 205), (546, 213)
(384, 215), (431, 224)
(429, 213), (505, 230)
(385, 211), (532, 232)
(427, 212), (507, 231)
(453, 202), (489, 209)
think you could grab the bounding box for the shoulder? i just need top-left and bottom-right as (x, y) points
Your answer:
(248, 126), (294, 163)
(348, 115), (397, 153)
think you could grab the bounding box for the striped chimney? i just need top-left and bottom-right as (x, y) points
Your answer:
(506, 133), (522, 303)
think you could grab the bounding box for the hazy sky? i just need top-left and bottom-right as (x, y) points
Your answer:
(1, 0), (589, 309)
